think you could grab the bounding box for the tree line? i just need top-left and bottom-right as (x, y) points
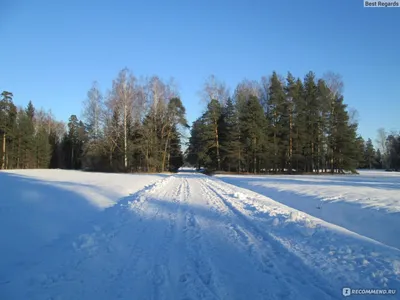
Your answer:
(0, 91), (65, 170)
(1, 70), (398, 174)
(363, 128), (400, 171)
(186, 72), (399, 174)
(0, 68), (188, 172)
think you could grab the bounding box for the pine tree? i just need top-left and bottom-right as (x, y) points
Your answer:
(35, 126), (51, 168)
(284, 73), (297, 173)
(0, 91), (16, 169)
(19, 101), (36, 168)
(386, 134), (400, 170)
(356, 136), (367, 169)
(267, 72), (286, 172)
(303, 71), (319, 172)
(364, 138), (376, 169)
(202, 99), (223, 171)
(63, 115), (79, 169)
(219, 98), (241, 172)
(315, 79), (331, 173)
(168, 125), (184, 171)
(240, 95), (267, 174)
(292, 79), (306, 172)
(329, 95), (359, 173)
(187, 118), (210, 169)
(161, 97), (188, 172)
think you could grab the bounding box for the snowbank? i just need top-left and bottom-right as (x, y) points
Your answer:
(216, 171), (400, 249)
(0, 169), (165, 284)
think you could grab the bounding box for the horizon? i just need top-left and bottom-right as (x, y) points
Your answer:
(1, 0), (399, 142)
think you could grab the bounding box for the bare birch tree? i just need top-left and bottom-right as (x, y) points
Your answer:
(323, 71), (344, 98)
(235, 79), (261, 104)
(200, 74), (229, 105)
(108, 68), (136, 169)
(82, 81), (104, 141)
(376, 127), (387, 154)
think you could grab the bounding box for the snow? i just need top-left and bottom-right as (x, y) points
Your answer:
(0, 169), (164, 285)
(1, 169), (399, 299)
(217, 170), (400, 250)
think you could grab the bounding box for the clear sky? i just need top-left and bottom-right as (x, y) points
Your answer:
(1, 0), (399, 141)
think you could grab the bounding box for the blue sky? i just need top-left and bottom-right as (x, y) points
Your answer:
(1, 0), (399, 141)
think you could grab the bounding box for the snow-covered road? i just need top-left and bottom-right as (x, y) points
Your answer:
(1, 171), (399, 299)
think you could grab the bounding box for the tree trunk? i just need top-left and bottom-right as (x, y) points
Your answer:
(1, 133), (5, 169)
(71, 145), (74, 169)
(146, 146), (150, 172)
(215, 122), (220, 170)
(253, 137), (257, 174)
(238, 133), (241, 173)
(162, 128), (171, 172)
(124, 103), (128, 169)
(238, 147), (241, 173)
(167, 151), (171, 172)
(311, 142), (315, 173)
(273, 132), (277, 173)
(289, 112), (293, 174)
(17, 137), (21, 168)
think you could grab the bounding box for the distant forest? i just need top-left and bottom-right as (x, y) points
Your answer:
(1, 69), (399, 174)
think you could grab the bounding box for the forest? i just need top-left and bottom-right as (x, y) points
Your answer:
(1, 69), (399, 174)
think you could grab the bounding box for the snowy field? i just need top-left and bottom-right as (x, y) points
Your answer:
(1, 169), (399, 299)
(217, 170), (400, 250)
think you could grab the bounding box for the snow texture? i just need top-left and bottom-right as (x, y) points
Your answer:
(1, 169), (399, 300)
(217, 170), (400, 250)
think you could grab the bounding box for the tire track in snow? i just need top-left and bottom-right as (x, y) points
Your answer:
(80, 175), (180, 298)
(146, 176), (187, 300)
(198, 177), (289, 299)
(103, 175), (185, 300)
(178, 177), (225, 300)
(198, 177), (338, 300)
(161, 177), (189, 300)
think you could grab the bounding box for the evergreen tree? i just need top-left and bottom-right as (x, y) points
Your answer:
(219, 98), (241, 172)
(315, 79), (331, 173)
(284, 73), (297, 173)
(161, 97), (188, 171)
(364, 138), (376, 169)
(63, 115), (86, 169)
(356, 136), (367, 169)
(329, 95), (359, 173)
(168, 125), (184, 171)
(292, 78), (306, 172)
(302, 71), (319, 172)
(386, 134), (400, 170)
(240, 95), (267, 173)
(0, 91), (16, 169)
(201, 99), (223, 171)
(187, 118), (210, 169)
(267, 72), (286, 172)
(20, 101), (36, 168)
